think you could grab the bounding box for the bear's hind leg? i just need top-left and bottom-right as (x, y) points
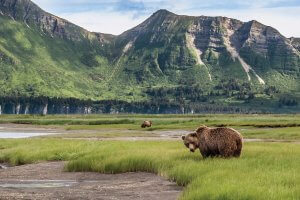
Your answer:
(218, 144), (235, 158)
(233, 139), (242, 157)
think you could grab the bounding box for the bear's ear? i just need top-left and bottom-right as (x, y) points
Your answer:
(181, 135), (185, 140)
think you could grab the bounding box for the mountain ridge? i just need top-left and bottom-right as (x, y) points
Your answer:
(113, 9), (299, 85)
(0, 0), (299, 112)
(0, 0), (115, 43)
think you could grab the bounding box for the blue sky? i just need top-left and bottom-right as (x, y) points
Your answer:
(32, 0), (300, 37)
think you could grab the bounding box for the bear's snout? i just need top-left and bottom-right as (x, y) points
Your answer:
(189, 143), (196, 152)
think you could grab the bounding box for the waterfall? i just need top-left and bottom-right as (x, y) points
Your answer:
(43, 104), (48, 115)
(87, 107), (92, 114)
(16, 104), (21, 115)
(110, 109), (118, 114)
(84, 106), (92, 114)
(24, 105), (29, 115)
(0, 105), (2, 115)
(181, 107), (185, 114)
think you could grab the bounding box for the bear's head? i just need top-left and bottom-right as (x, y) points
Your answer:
(182, 126), (208, 152)
(181, 132), (199, 152)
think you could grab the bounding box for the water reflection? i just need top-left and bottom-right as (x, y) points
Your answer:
(0, 180), (77, 188)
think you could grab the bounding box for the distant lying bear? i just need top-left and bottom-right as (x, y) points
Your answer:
(141, 120), (152, 128)
(182, 125), (243, 158)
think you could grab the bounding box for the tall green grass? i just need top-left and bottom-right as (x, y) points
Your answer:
(0, 139), (299, 200)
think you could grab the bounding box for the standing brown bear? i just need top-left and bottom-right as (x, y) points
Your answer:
(182, 125), (243, 158)
(141, 120), (152, 128)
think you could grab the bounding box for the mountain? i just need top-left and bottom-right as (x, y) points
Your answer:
(114, 10), (299, 85)
(0, 1), (299, 113)
(0, 0), (115, 99)
(0, 0), (114, 42)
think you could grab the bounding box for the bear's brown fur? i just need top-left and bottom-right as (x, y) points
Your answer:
(141, 120), (152, 128)
(182, 125), (243, 158)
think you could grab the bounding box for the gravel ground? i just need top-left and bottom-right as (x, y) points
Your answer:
(0, 162), (182, 200)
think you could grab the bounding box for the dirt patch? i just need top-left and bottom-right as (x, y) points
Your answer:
(0, 162), (182, 200)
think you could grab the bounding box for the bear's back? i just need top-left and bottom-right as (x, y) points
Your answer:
(200, 127), (242, 142)
(196, 126), (243, 158)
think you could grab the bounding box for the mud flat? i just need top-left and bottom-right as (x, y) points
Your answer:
(0, 162), (182, 200)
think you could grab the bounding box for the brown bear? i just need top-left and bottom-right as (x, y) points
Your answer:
(141, 120), (152, 128)
(182, 125), (243, 158)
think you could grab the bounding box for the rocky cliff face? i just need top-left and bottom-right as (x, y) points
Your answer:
(291, 37), (300, 52)
(239, 21), (299, 73)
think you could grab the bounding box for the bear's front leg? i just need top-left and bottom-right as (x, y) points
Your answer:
(199, 147), (211, 159)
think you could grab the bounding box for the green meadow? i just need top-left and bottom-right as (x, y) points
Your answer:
(0, 139), (299, 200)
(0, 114), (300, 200)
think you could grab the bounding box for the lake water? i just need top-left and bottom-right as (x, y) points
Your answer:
(0, 180), (78, 188)
(0, 132), (59, 139)
(0, 126), (58, 139)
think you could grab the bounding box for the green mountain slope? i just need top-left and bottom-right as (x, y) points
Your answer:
(109, 10), (300, 109)
(0, 0), (116, 99)
(0, 1), (299, 111)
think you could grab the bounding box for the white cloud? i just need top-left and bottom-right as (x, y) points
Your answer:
(60, 11), (148, 35)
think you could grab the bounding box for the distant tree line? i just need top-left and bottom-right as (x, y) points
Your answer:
(279, 96), (298, 107)
(0, 96), (257, 114)
(0, 96), (93, 114)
